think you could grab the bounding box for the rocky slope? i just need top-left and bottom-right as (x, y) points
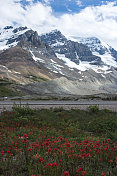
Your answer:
(24, 76), (117, 95)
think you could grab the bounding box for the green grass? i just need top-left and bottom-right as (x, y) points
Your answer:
(27, 75), (49, 82)
(0, 78), (21, 97)
(12, 105), (117, 142)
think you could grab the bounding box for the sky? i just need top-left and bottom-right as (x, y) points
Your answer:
(0, 0), (117, 49)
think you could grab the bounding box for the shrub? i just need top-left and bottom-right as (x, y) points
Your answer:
(88, 105), (99, 113)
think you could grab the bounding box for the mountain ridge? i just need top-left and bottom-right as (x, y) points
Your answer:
(0, 26), (117, 95)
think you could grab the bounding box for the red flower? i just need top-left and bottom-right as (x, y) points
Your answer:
(52, 162), (58, 168)
(28, 148), (32, 151)
(76, 168), (82, 172)
(109, 160), (113, 163)
(101, 173), (106, 176)
(81, 171), (86, 176)
(64, 171), (70, 176)
(47, 162), (52, 166)
(107, 139), (111, 142)
(59, 159), (62, 163)
(23, 134), (28, 138)
(1, 151), (4, 156)
(39, 158), (43, 162)
(48, 148), (52, 152)
(66, 143), (71, 148)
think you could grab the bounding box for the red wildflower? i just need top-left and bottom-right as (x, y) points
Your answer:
(39, 158), (43, 162)
(28, 148), (32, 151)
(48, 148), (52, 152)
(59, 159), (62, 163)
(52, 162), (58, 168)
(109, 160), (113, 163)
(47, 162), (52, 166)
(81, 171), (86, 176)
(35, 144), (39, 148)
(76, 168), (82, 172)
(64, 171), (70, 176)
(66, 143), (71, 148)
(1, 151), (4, 156)
(23, 134), (28, 138)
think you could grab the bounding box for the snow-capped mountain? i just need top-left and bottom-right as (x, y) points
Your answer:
(0, 26), (117, 95)
(41, 30), (102, 66)
(41, 30), (117, 74)
(0, 26), (29, 50)
(73, 36), (117, 68)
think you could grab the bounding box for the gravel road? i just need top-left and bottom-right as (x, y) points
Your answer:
(0, 100), (117, 112)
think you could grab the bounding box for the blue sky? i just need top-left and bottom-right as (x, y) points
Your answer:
(21, 0), (116, 13)
(46, 0), (116, 13)
(0, 0), (117, 49)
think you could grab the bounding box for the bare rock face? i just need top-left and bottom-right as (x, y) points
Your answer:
(0, 47), (53, 84)
(17, 30), (43, 48)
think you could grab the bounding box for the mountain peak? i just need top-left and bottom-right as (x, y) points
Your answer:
(13, 26), (28, 33)
(4, 26), (13, 30)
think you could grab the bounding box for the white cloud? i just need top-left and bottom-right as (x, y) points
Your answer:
(0, 1), (117, 49)
(58, 2), (117, 49)
(76, 0), (82, 7)
(0, 0), (25, 27)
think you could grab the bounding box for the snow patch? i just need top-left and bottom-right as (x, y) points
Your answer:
(51, 41), (65, 47)
(93, 52), (117, 68)
(30, 50), (45, 63)
(12, 71), (21, 74)
(51, 59), (56, 63)
(59, 71), (65, 75)
(52, 70), (58, 73)
(56, 53), (109, 73)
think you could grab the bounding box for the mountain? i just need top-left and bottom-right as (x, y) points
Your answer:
(41, 30), (102, 65)
(0, 26), (117, 96)
(0, 26), (58, 84)
(73, 36), (117, 68)
(41, 30), (117, 73)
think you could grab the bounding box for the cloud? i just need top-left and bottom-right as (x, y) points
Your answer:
(58, 1), (117, 49)
(0, 0), (25, 27)
(0, 0), (117, 49)
(76, 0), (82, 7)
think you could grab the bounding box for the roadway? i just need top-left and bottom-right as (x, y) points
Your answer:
(0, 100), (117, 112)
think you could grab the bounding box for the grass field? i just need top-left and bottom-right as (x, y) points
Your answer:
(0, 105), (117, 176)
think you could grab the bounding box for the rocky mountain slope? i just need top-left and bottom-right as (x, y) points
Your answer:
(23, 76), (117, 96)
(0, 26), (117, 95)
